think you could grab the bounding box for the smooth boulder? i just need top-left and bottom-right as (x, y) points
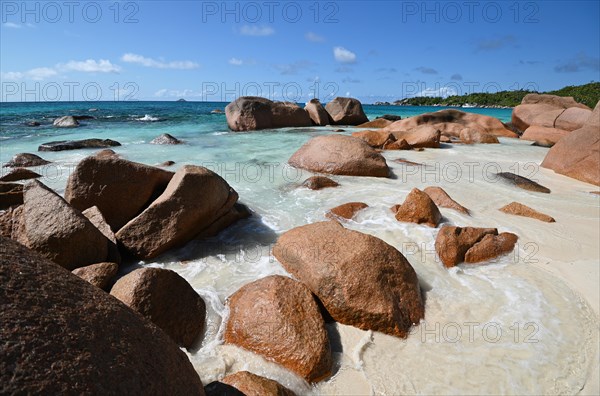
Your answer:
(53, 115), (79, 128)
(357, 118), (393, 128)
(383, 109), (517, 138)
(521, 126), (569, 145)
(390, 125), (441, 148)
(226, 96), (312, 131)
(302, 175), (340, 190)
(65, 156), (174, 230)
(351, 130), (397, 149)
(273, 221), (424, 338)
(423, 186), (469, 214)
(116, 165), (241, 259)
(72, 262), (118, 290)
(0, 238), (205, 395)
(224, 275), (332, 382)
(393, 188), (442, 227)
(3, 153), (50, 168)
(289, 135), (389, 177)
(512, 93), (591, 132)
(459, 128), (499, 144)
(326, 202), (368, 220)
(325, 97), (369, 125)
(38, 138), (121, 152)
(206, 372), (295, 396)
(111, 267), (206, 348)
(14, 180), (109, 270)
(304, 98), (331, 126)
(541, 101), (600, 186)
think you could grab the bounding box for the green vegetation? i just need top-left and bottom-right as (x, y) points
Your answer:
(393, 82), (599, 108)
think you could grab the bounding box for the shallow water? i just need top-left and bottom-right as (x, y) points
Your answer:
(1, 102), (597, 395)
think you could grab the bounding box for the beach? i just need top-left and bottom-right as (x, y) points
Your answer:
(1, 101), (598, 395)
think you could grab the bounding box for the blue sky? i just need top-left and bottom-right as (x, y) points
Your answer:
(1, 0), (599, 102)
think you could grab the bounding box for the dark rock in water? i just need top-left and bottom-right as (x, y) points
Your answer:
(333, 129), (345, 132)
(177, 98), (187, 102)
(495, 172), (551, 193)
(3, 153), (51, 168)
(0, 182), (24, 209)
(377, 114), (402, 122)
(0, 237), (206, 395)
(53, 116), (79, 128)
(302, 176), (340, 190)
(531, 140), (554, 148)
(150, 133), (182, 145)
(0, 168), (41, 182)
(38, 139), (121, 152)
(25, 121), (41, 127)
(158, 161), (176, 167)
(73, 115), (95, 121)
(210, 109), (223, 114)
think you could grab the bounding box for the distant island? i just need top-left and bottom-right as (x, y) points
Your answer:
(376, 82), (600, 109)
(177, 98), (187, 102)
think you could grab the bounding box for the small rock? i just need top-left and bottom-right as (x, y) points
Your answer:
(499, 202), (555, 222)
(210, 109), (223, 114)
(158, 160), (176, 167)
(209, 371), (296, 396)
(111, 267), (206, 349)
(332, 129), (345, 132)
(423, 186), (469, 214)
(393, 188), (442, 227)
(376, 114), (402, 122)
(72, 262), (118, 290)
(384, 138), (411, 150)
(25, 121), (40, 127)
(3, 153), (50, 168)
(39, 139), (121, 152)
(0, 182), (24, 209)
(53, 116), (79, 128)
(94, 149), (118, 158)
(302, 176), (339, 190)
(0, 168), (41, 182)
(495, 172), (551, 193)
(326, 202), (368, 220)
(464, 232), (518, 263)
(150, 133), (182, 145)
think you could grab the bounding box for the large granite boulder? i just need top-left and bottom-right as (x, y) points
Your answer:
(226, 97), (312, 131)
(392, 188), (442, 227)
(325, 97), (369, 125)
(304, 98), (331, 126)
(390, 125), (441, 148)
(13, 180), (109, 270)
(111, 267), (206, 348)
(541, 101), (600, 186)
(383, 109), (517, 138)
(521, 125), (570, 145)
(224, 275), (332, 382)
(0, 237), (205, 395)
(512, 93), (591, 132)
(273, 221), (424, 338)
(116, 165), (242, 259)
(0, 168), (41, 182)
(3, 153), (50, 168)
(65, 156), (174, 230)
(289, 135), (389, 177)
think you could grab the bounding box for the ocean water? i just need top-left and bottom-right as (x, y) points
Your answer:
(1, 101), (598, 395)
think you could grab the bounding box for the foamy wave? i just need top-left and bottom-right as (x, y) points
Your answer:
(136, 114), (160, 122)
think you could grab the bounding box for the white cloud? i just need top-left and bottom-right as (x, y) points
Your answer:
(333, 47), (357, 64)
(305, 32), (324, 42)
(417, 87), (458, 98)
(1, 67), (57, 81)
(60, 59), (121, 73)
(121, 53), (199, 69)
(229, 57), (243, 66)
(239, 25), (274, 36)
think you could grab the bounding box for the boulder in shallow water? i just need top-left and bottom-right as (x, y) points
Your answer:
(302, 175), (340, 190)
(0, 237), (205, 395)
(351, 130), (396, 148)
(150, 133), (182, 145)
(325, 97), (369, 125)
(423, 186), (469, 215)
(356, 118), (393, 128)
(115, 165), (241, 259)
(273, 221), (424, 338)
(435, 225), (517, 267)
(53, 115), (79, 128)
(226, 96), (312, 131)
(72, 262), (118, 290)
(3, 153), (50, 168)
(111, 267), (206, 349)
(65, 156), (174, 230)
(304, 98), (332, 126)
(38, 138), (121, 152)
(390, 125), (441, 148)
(326, 202), (368, 220)
(289, 135), (389, 177)
(459, 128), (499, 144)
(393, 188), (442, 227)
(224, 275), (332, 382)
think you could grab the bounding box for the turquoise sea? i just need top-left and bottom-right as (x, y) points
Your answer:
(1, 101), (597, 395)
